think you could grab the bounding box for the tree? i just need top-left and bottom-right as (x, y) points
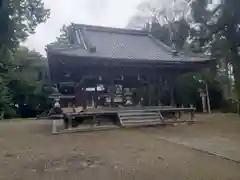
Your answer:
(136, 0), (191, 50)
(7, 47), (48, 117)
(150, 17), (190, 50)
(133, 0), (228, 109)
(0, 0), (50, 117)
(1, 0), (50, 50)
(137, 0), (189, 22)
(190, 0), (240, 99)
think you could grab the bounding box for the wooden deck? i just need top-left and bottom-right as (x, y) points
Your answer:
(50, 106), (196, 134)
(65, 106), (194, 117)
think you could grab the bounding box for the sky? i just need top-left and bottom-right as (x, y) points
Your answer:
(24, 0), (145, 55)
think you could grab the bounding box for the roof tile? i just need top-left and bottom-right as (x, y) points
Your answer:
(47, 24), (209, 62)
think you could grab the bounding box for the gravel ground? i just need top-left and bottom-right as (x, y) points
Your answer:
(139, 113), (240, 162)
(0, 114), (240, 180)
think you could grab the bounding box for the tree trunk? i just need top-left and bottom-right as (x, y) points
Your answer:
(0, 110), (4, 120)
(230, 46), (240, 100)
(232, 66), (240, 99)
(221, 58), (231, 99)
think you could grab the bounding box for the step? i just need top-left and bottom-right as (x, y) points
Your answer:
(122, 121), (162, 127)
(118, 112), (159, 117)
(122, 119), (161, 124)
(118, 109), (161, 113)
(119, 111), (159, 115)
(120, 115), (160, 121)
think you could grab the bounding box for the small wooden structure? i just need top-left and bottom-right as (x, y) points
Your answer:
(45, 24), (209, 134)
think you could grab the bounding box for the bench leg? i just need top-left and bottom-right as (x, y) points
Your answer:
(175, 112), (181, 121)
(179, 111), (182, 120)
(189, 111), (196, 123)
(91, 116), (100, 128)
(96, 116), (100, 126)
(158, 111), (165, 124)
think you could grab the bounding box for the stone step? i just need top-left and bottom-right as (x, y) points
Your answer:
(120, 115), (160, 121)
(122, 120), (162, 127)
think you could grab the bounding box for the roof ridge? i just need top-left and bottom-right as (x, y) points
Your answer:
(148, 35), (209, 59)
(46, 44), (84, 52)
(72, 23), (149, 35)
(147, 34), (173, 53)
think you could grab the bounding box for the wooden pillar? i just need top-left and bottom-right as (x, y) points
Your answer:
(140, 81), (144, 106)
(83, 87), (87, 109)
(136, 75), (142, 105)
(149, 77), (157, 106)
(143, 83), (148, 106)
(94, 86), (98, 108)
(122, 84), (125, 105)
(169, 75), (176, 107)
(75, 84), (82, 107)
(111, 85), (116, 107)
(157, 82), (161, 106)
(157, 76), (163, 106)
(170, 87), (175, 106)
(148, 84), (152, 106)
(108, 79), (115, 107)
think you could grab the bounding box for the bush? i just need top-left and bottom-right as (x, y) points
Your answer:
(220, 99), (240, 113)
(2, 106), (17, 119)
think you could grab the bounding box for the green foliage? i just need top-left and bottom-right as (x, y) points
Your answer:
(136, 0), (229, 109)
(151, 17), (190, 50)
(190, 0), (240, 99)
(0, 48), (14, 111)
(0, 0), (50, 117)
(1, 0), (50, 50)
(6, 47), (49, 117)
(220, 99), (239, 113)
(175, 73), (223, 110)
(0, 81), (10, 109)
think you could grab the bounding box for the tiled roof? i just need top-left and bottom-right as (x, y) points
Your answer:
(47, 24), (209, 63)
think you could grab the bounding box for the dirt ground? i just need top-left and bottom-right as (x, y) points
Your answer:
(0, 114), (240, 180)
